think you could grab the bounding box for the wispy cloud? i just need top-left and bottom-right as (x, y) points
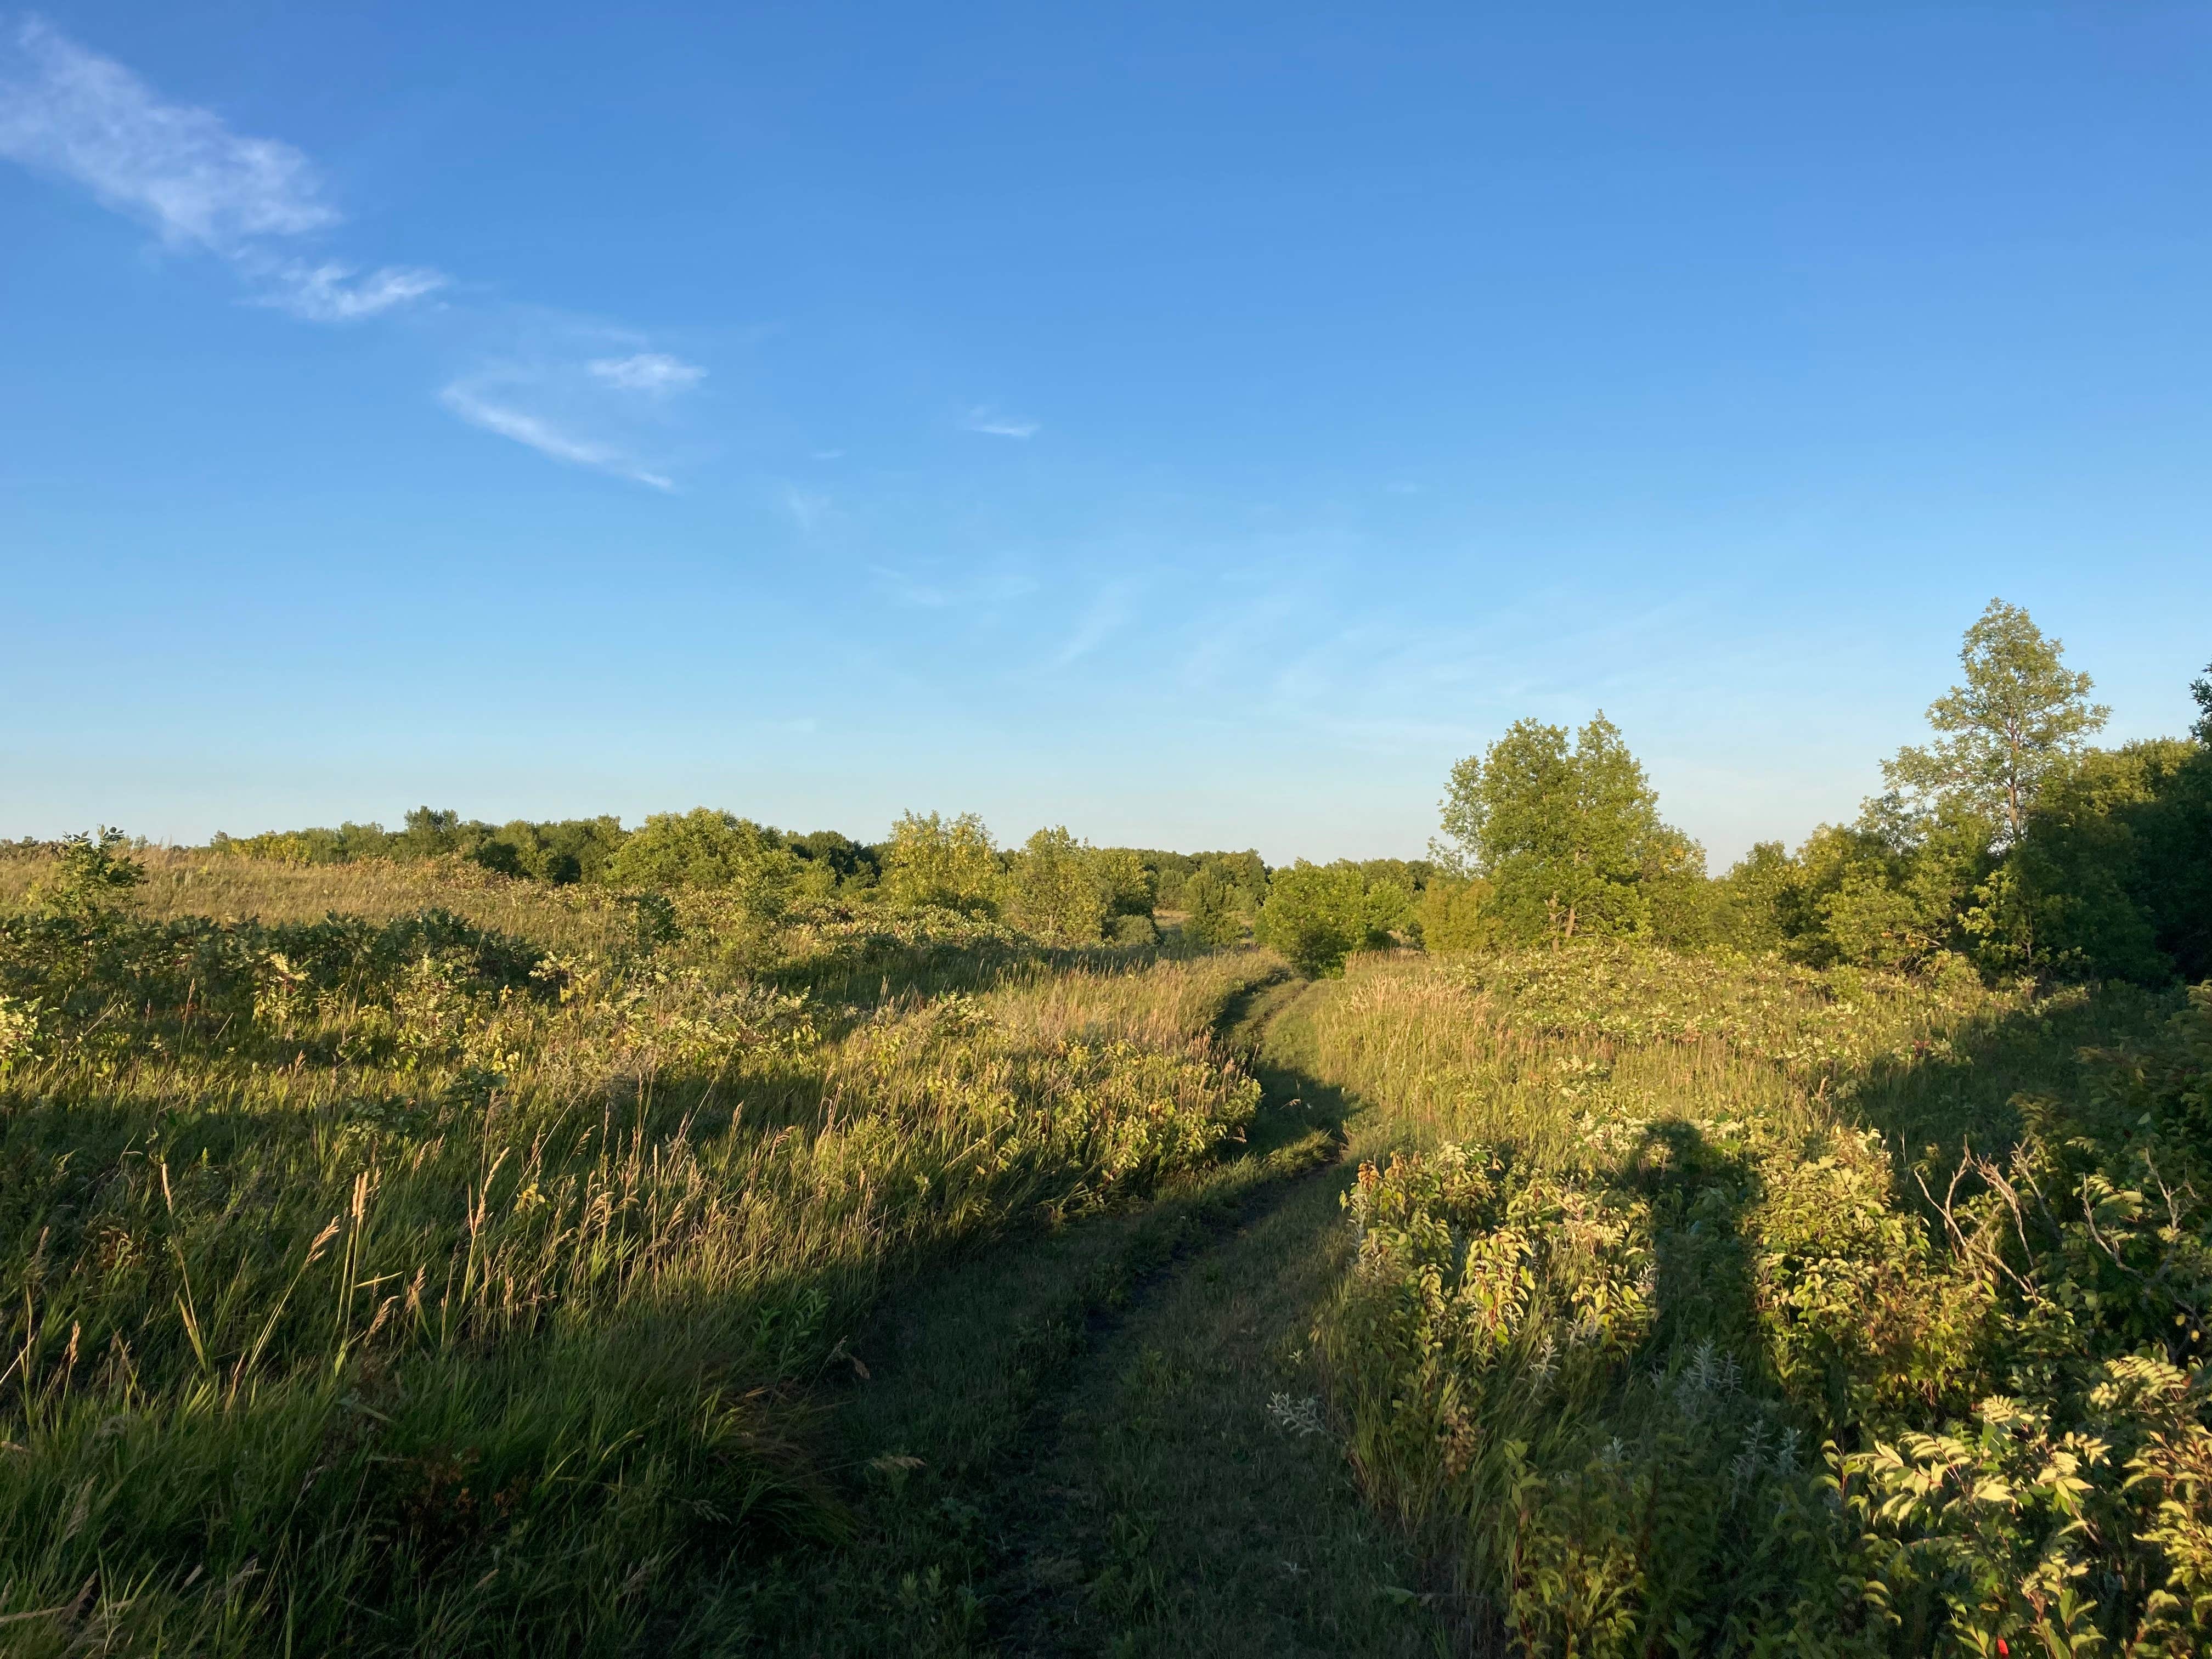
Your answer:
(0, 17), (330, 246)
(258, 259), (448, 321)
(441, 381), (673, 490)
(782, 485), (830, 532)
(2, 19), (710, 489)
(588, 352), (705, 394)
(1051, 584), (1134, 667)
(963, 405), (1039, 439)
(0, 18), (445, 318)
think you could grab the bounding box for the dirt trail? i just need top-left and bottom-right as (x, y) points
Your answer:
(819, 975), (1448, 1657)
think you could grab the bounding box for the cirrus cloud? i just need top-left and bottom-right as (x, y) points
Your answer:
(441, 378), (675, 492)
(963, 405), (1039, 439)
(1, 17), (710, 489)
(588, 352), (706, 394)
(0, 16), (445, 319)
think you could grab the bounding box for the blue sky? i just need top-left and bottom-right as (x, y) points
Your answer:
(4, 3), (2209, 864)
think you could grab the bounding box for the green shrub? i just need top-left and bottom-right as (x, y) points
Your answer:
(1181, 869), (1245, 948)
(882, 811), (1002, 916)
(1415, 874), (1494, 951)
(32, 828), (145, 921)
(1006, 826), (1108, 940)
(1256, 861), (1369, 976)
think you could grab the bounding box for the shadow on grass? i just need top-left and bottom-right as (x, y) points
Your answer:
(727, 977), (1464, 1656)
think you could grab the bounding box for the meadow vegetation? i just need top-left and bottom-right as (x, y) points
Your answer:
(1291, 946), (2208, 1652)
(1, 600), (2207, 1655)
(0, 833), (1280, 1654)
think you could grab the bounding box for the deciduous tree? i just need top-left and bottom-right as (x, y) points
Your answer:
(1883, 599), (2108, 848)
(1180, 870), (1244, 947)
(883, 811), (1002, 916)
(1436, 713), (1669, 946)
(1007, 827), (1107, 940)
(1256, 860), (1370, 977)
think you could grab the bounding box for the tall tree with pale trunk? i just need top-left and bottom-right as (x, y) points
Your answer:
(1883, 599), (2108, 847)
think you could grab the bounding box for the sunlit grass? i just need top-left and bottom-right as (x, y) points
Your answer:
(0, 845), (634, 952)
(0, 855), (1279, 1656)
(1283, 942), (2199, 1654)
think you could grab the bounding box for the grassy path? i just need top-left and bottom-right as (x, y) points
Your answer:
(982, 1110), (1440, 1655)
(758, 977), (1449, 1656)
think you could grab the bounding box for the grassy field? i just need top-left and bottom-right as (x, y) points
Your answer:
(1282, 946), (2210, 1655)
(0, 851), (1308, 1655)
(0, 845), (639, 952)
(5, 846), (2208, 1656)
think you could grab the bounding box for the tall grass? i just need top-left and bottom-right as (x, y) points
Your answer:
(1285, 943), (2209, 1654)
(0, 846), (635, 955)
(0, 855), (1278, 1655)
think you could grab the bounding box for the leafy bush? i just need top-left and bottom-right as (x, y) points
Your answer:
(1416, 874), (1495, 952)
(1256, 861), (1370, 976)
(882, 811), (1002, 917)
(1436, 713), (1686, 946)
(605, 806), (801, 900)
(1181, 868), (1245, 948)
(1006, 826), (1108, 940)
(32, 827), (145, 921)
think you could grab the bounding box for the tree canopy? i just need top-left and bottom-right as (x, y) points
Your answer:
(1882, 598), (2109, 847)
(882, 811), (1002, 916)
(1436, 713), (1679, 945)
(1180, 868), (1245, 948)
(1255, 861), (1370, 977)
(1006, 827), (1106, 941)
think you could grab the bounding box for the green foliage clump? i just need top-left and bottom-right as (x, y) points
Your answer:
(605, 807), (803, 918)
(1437, 712), (1705, 949)
(32, 827), (146, 921)
(1883, 598), (2109, 847)
(1701, 605), (2208, 988)
(214, 808), (631, 885)
(1256, 860), (1408, 977)
(881, 811), (1003, 917)
(1170, 851), (1274, 950)
(1001, 830), (1159, 943)
(1179, 868), (1245, 947)
(1426, 606), (2202, 989)
(1416, 874), (1497, 952)
(1147, 847), (1268, 913)
(2009, 738), (2212, 983)
(1090, 845), (1159, 929)
(1006, 826), (1107, 940)
(1712, 725), (2210, 988)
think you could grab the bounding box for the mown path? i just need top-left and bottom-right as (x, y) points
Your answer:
(781, 976), (1453, 1656)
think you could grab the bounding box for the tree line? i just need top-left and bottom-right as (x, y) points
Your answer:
(201, 804), (1319, 949)
(192, 598), (2204, 983)
(1429, 599), (2210, 986)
